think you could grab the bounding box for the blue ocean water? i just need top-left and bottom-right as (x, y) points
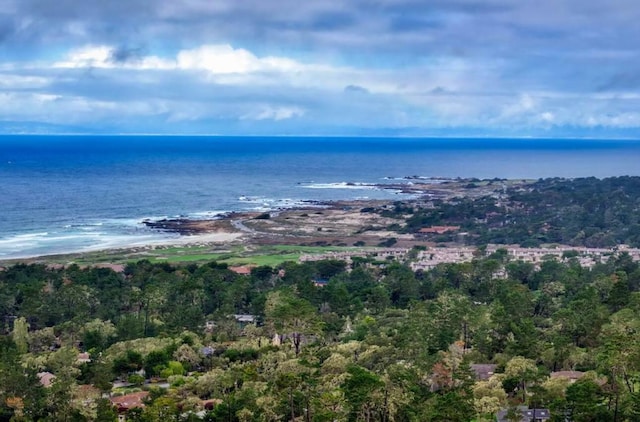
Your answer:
(1, 135), (639, 259)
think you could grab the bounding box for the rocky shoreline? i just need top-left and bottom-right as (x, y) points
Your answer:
(141, 213), (247, 235)
(140, 178), (514, 237)
(142, 218), (221, 234)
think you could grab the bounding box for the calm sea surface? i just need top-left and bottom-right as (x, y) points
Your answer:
(1, 136), (639, 258)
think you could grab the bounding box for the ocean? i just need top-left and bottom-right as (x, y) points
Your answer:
(1, 135), (640, 259)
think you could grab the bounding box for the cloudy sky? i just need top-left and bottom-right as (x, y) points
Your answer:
(1, 0), (640, 137)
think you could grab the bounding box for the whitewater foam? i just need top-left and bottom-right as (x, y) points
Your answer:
(300, 182), (379, 190)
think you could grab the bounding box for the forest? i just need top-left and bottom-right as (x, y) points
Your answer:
(396, 176), (640, 248)
(2, 246), (640, 421)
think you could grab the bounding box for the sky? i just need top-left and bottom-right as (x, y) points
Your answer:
(1, 0), (640, 137)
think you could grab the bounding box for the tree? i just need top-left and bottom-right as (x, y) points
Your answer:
(555, 288), (608, 348)
(164, 275), (206, 331)
(341, 365), (384, 422)
(596, 308), (640, 419)
(173, 343), (202, 371)
(473, 376), (507, 420)
(27, 327), (57, 353)
(313, 389), (348, 422)
(81, 319), (117, 352)
(12, 316), (29, 354)
(315, 260), (347, 279)
(265, 290), (323, 355)
(95, 398), (118, 422)
(425, 391), (475, 422)
(566, 379), (609, 421)
(382, 263), (419, 308)
(43, 347), (83, 421)
(405, 291), (477, 356)
(112, 350), (144, 378)
(504, 356), (538, 402)
(0, 337), (46, 420)
(274, 367), (304, 421)
(323, 280), (353, 316)
(144, 349), (170, 378)
(144, 396), (180, 422)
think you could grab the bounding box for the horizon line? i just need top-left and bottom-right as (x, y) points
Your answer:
(1, 133), (640, 142)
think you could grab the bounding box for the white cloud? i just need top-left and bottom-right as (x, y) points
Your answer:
(54, 44), (307, 75)
(177, 45), (257, 73)
(583, 112), (640, 128)
(502, 94), (535, 116)
(54, 45), (113, 68)
(540, 112), (555, 123)
(0, 74), (49, 89)
(50, 43), (463, 99)
(244, 105), (305, 121)
(6, 31), (640, 135)
(49, 43), (385, 98)
(177, 45), (303, 74)
(0, 91), (160, 124)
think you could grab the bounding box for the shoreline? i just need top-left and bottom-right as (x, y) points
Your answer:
(0, 232), (245, 263)
(0, 198), (398, 264)
(0, 177), (531, 264)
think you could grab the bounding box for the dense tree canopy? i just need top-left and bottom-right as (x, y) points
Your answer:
(4, 176), (640, 420)
(397, 176), (640, 247)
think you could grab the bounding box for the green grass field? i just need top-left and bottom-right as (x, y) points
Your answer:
(20, 244), (365, 267)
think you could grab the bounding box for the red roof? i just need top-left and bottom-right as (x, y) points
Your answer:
(94, 263), (126, 273)
(110, 391), (149, 412)
(37, 372), (56, 387)
(202, 399), (222, 410)
(419, 226), (461, 234)
(229, 265), (254, 275)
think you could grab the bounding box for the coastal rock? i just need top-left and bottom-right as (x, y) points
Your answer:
(143, 218), (227, 235)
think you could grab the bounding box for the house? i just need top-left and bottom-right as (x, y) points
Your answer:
(110, 391), (149, 421)
(37, 372), (56, 388)
(229, 265), (255, 275)
(470, 364), (498, 381)
(94, 263), (126, 273)
(496, 406), (550, 422)
(550, 371), (585, 383)
(233, 314), (256, 328)
(77, 352), (91, 363)
(313, 278), (329, 287)
(418, 226), (461, 235)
